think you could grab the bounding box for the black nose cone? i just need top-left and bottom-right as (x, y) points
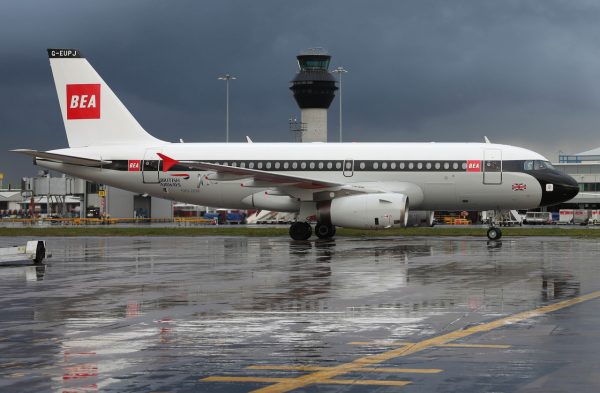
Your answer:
(539, 172), (579, 207)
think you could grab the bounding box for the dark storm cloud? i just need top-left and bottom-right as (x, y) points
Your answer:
(2, 0), (600, 184)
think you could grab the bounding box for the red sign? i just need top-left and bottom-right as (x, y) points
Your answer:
(66, 84), (100, 119)
(128, 160), (141, 171)
(466, 160), (481, 172)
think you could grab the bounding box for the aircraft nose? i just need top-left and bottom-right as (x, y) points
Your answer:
(539, 172), (579, 206)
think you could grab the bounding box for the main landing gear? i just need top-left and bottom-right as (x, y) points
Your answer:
(315, 222), (336, 239)
(289, 222), (336, 240)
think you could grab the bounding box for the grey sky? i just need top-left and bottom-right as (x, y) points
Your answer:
(2, 0), (600, 185)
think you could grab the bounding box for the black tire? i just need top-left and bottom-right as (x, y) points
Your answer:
(33, 241), (46, 264)
(487, 227), (502, 240)
(315, 222), (336, 239)
(289, 222), (313, 240)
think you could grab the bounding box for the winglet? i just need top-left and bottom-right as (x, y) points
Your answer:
(157, 153), (179, 171)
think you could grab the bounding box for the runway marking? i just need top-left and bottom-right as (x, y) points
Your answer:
(203, 376), (411, 387)
(247, 365), (442, 373)
(349, 341), (511, 349)
(201, 290), (600, 393)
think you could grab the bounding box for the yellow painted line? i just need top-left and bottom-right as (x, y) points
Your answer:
(202, 376), (410, 387)
(247, 365), (442, 373)
(438, 343), (511, 349)
(245, 290), (600, 393)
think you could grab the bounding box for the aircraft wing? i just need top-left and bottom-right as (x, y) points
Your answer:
(158, 153), (341, 190)
(11, 149), (110, 167)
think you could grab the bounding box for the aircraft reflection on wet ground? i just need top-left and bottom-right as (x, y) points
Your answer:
(0, 236), (598, 392)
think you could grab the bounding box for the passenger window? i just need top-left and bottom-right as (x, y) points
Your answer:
(336, 162), (342, 170)
(327, 162), (333, 169)
(408, 163), (414, 169)
(249, 162), (255, 169)
(318, 162), (324, 169)
(266, 162), (272, 169)
(426, 162), (432, 169)
(292, 162), (298, 169)
(444, 162), (449, 170)
(373, 162), (379, 169)
(257, 162), (263, 169)
(301, 162), (307, 169)
(435, 162), (441, 170)
(417, 163), (423, 170)
(400, 162), (405, 169)
(391, 162), (397, 169)
(382, 162), (388, 169)
(275, 162), (280, 169)
(309, 162), (315, 169)
(240, 162), (246, 168)
(452, 163), (459, 170)
(461, 162), (467, 170)
(360, 162), (366, 169)
(283, 162), (289, 169)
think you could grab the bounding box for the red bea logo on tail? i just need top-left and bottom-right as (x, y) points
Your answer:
(66, 84), (100, 119)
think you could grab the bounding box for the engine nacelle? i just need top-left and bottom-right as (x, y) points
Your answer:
(317, 193), (409, 229)
(241, 192), (300, 212)
(406, 211), (435, 227)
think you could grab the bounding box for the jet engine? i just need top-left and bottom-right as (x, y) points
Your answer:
(317, 193), (409, 229)
(406, 211), (435, 227)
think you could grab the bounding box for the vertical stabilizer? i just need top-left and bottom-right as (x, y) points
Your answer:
(47, 49), (164, 148)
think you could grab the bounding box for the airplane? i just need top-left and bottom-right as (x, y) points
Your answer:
(12, 49), (579, 241)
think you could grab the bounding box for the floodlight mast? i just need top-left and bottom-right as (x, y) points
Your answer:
(218, 74), (236, 143)
(332, 66), (348, 142)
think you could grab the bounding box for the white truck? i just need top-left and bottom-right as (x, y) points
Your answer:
(559, 209), (591, 225)
(523, 211), (553, 225)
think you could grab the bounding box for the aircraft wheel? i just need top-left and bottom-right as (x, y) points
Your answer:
(289, 222), (313, 241)
(487, 227), (502, 240)
(315, 222), (336, 239)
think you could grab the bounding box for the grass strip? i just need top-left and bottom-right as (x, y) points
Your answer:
(1, 226), (599, 238)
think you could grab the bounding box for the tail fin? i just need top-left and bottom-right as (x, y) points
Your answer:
(47, 49), (164, 148)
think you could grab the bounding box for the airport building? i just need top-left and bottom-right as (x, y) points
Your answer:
(554, 147), (600, 210)
(0, 173), (173, 219)
(289, 48), (338, 143)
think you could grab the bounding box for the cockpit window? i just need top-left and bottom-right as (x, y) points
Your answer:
(524, 160), (555, 171)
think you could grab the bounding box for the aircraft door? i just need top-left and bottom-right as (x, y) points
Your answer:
(343, 159), (354, 177)
(142, 148), (161, 184)
(483, 149), (502, 184)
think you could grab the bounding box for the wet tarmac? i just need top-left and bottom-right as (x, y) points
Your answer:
(1, 236), (600, 392)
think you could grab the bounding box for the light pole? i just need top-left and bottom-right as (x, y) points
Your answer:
(332, 66), (348, 142)
(218, 74), (236, 143)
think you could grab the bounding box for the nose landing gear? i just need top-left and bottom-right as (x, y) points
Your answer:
(486, 226), (503, 240)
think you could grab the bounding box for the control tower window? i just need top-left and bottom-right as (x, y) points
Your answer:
(298, 58), (330, 70)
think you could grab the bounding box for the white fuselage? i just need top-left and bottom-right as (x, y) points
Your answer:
(38, 142), (549, 212)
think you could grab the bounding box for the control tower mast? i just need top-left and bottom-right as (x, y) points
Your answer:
(290, 48), (338, 142)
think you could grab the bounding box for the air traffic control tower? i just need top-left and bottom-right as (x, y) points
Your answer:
(290, 48), (338, 142)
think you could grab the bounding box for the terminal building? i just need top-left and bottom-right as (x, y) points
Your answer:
(554, 147), (600, 210)
(0, 173), (173, 219)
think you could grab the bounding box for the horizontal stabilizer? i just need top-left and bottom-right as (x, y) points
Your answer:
(11, 149), (110, 167)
